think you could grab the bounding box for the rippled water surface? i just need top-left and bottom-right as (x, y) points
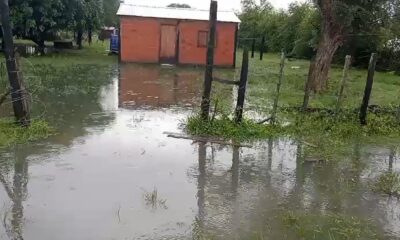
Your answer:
(0, 63), (399, 240)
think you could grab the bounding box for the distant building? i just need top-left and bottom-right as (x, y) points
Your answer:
(117, 4), (240, 67)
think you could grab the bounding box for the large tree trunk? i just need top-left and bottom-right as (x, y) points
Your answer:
(309, 0), (344, 92)
(0, 0), (30, 126)
(310, 33), (343, 92)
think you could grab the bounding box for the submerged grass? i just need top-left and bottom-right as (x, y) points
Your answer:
(0, 119), (53, 148)
(282, 211), (381, 240)
(187, 110), (400, 141)
(373, 172), (400, 197)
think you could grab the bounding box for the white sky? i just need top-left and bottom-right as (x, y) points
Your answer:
(125, 0), (308, 11)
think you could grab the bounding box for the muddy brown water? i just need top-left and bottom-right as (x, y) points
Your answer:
(0, 63), (399, 240)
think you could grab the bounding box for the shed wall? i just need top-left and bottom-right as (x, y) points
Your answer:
(120, 16), (237, 67)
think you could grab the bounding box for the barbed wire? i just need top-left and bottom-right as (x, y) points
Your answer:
(0, 57), (48, 122)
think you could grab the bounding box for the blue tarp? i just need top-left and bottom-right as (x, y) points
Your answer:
(110, 34), (119, 54)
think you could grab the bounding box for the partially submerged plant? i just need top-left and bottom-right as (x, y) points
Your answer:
(143, 187), (168, 210)
(372, 172), (400, 197)
(0, 119), (53, 148)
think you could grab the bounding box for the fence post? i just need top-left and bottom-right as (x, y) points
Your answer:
(335, 55), (351, 114)
(271, 52), (286, 123)
(251, 38), (255, 58)
(302, 57), (316, 112)
(0, 0), (30, 126)
(200, 0), (218, 120)
(235, 49), (249, 123)
(260, 36), (265, 61)
(359, 53), (377, 125)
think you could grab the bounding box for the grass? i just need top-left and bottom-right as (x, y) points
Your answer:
(372, 172), (400, 197)
(243, 52), (400, 111)
(186, 52), (400, 157)
(282, 211), (381, 240)
(143, 187), (168, 210)
(0, 119), (53, 148)
(1, 39), (116, 67)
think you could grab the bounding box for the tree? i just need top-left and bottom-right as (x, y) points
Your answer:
(103, 0), (119, 27)
(71, 0), (103, 48)
(167, 3), (191, 8)
(309, 0), (388, 92)
(10, 0), (67, 54)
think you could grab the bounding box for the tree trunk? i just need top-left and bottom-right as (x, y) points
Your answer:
(309, 0), (344, 92)
(0, 0), (30, 126)
(88, 27), (92, 46)
(310, 33), (342, 92)
(35, 39), (45, 55)
(77, 28), (83, 49)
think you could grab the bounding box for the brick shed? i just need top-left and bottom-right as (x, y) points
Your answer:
(117, 4), (241, 67)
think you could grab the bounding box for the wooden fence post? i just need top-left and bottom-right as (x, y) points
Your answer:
(200, 0), (218, 120)
(260, 36), (265, 61)
(271, 52), (286, 123)
(302, 57), (316, 112)
(235, 49), (249, 123)
(335, 55), (351, 114)
(0, 0), (30, 126)
(251, 38), (255, 58)
(359, 53), (377, 125)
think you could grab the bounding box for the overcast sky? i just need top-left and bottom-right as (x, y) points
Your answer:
(125, 0), (308, 11)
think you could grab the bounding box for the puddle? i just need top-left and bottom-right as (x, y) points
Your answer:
(0, 63), (399, 240)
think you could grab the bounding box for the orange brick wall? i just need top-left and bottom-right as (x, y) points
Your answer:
(120, 17), (160, 63)
(120, 16), (238, 67)
(178, 21), (236, 66)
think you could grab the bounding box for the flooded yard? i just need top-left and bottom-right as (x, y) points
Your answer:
(0, 63), (399, 240)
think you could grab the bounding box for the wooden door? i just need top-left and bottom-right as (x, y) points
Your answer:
(160, 25), (177, 63)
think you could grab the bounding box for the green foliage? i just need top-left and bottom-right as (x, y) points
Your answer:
(103, 0), (120, 26)
(9, 0), (105, 49)
(0, 119), (53, 148)
(282, 211), (380, 240)
(239, 0), (400, 70)
(186, 115), (283, 141)
(167, 3), (191, 8)
(372, 172), (400, 196)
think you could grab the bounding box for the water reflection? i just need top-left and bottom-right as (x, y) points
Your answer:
(0, 148), (28, 240)
(119, 64), (203, 109)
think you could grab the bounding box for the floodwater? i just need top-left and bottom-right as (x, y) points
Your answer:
(0, 63), (399, 240)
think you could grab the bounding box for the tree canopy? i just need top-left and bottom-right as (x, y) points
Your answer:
(239, 0), (400, 76)
(8, 0), (108, 51)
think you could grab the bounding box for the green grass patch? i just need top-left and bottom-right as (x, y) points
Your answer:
(0, 119), (53, 148)
(282, 211), (381, 240)
(187, 115), (283, 141)
(186, 109), (400, 160)
(372, 172), (400, 197)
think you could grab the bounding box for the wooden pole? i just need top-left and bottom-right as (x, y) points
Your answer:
(302, 57), (316, 112)
(260, 36), (265, 61)
(200, 0), (218, 120)
(359, 53), (377, 126)
(271, 52), (286, 123)
(0, 0), (30, 126)
(335, 55), (351, 114)
(234, 49), (249, 123)
(251, 38), (255, 58)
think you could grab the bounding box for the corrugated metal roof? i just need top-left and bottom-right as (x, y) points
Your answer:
(117, 3), (241, 23)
